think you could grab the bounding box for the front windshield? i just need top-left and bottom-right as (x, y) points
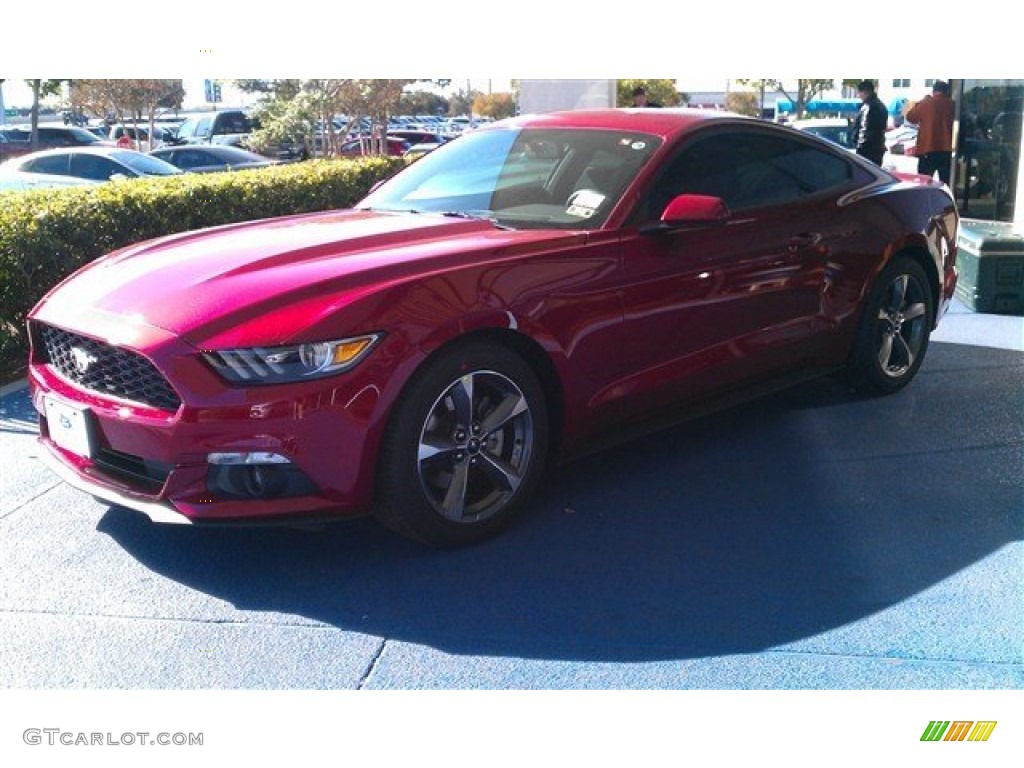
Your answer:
(358, 127), (662, 230)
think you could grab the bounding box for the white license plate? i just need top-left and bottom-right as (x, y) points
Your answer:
(45, 397), (95, 459)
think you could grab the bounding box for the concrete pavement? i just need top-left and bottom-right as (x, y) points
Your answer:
(0, 302), (1021, 689)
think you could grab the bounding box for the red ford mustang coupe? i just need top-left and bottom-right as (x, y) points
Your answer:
(28, 109), (959, 546)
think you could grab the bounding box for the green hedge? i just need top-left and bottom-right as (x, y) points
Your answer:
(0, 156), (404, 370)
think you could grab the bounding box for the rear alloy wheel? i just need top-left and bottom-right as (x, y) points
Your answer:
(848, 256), (934, 395)
(376, 343), (548, 546)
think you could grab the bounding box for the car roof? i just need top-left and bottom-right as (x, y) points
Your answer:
(12, 146), (131, 159)
(155, 143), (250, 152)
(492, 108), (749, 139)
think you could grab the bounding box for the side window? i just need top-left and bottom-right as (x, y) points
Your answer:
(774, 142), (853, 196)
(646, 130), (858, 219)
(175, 150), (208, 169)
(23, 155), (70, 175)
(39, 129), (69, 146)
(644, 134), (741, 219)
(70, 154), (123, 181)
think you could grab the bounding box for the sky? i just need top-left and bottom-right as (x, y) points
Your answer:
(4, 0), (1011, 110)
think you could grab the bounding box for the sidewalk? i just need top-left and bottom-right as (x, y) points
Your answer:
(933, 298), (1024, 351)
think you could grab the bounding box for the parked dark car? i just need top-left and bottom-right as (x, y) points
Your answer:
(150, 145), (278, 173)
(0, 130), (32, 162)
(27, 109), (959, 547)
(388, 130), (448, 146)
(2, 125), (113, 151)
(338, 136), (411, 157)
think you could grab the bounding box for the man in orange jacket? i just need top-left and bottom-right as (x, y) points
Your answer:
(906, 81), (955, 184)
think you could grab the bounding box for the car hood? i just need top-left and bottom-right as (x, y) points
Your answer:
(32, 209), (586, 348)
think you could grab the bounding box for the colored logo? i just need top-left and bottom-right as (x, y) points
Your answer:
(921, 721), (997, 742)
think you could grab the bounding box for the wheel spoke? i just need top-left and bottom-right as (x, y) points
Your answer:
(480, 391), (529, 436)
(448, 374), (475, 427)
(418, 437), (458, 463)
(878, 332), (895, 369)
(441, 460), (470, 519)
(478, 451), (522, 492)
(903, 302), (927, 322)
(894, 332), (914, 369)
(890, 275), (909, 311)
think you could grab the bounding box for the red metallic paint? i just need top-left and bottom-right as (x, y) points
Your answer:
(27, 109), (959, 526)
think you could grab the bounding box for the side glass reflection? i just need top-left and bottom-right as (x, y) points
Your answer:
(956, 79), (1022, 222)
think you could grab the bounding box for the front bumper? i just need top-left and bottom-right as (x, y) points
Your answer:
(28, 331), (403, 524)
(36, 441), (194, 524)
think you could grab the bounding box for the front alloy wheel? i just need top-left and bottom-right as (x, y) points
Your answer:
(376, 343), (548, 546)
(418, 370), (534, 524)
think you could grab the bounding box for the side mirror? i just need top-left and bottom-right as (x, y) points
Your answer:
(640, 194), (731, 234)
(108, 173), (129, 182)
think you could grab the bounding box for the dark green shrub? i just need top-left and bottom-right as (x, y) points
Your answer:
(0, 156), (403, 372)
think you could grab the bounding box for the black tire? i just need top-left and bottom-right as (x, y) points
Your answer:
(847, 255), (934, 396)
(375, 342), (549, 546)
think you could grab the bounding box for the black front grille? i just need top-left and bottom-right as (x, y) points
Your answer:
(38, 324), (182, 412)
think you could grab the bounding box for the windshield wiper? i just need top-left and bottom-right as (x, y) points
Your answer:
(438, 210), (511, 230)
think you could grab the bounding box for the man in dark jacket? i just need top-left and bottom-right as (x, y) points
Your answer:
(853, 80), (888, 165)
(632, 87), (661, 108)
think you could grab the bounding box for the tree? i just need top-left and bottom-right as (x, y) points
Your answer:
(72, 80), (184, 149)
(725, 91), (760, 117)
(399, 90), (449, 117)
(616, 79), (682, 108)
(234, 80), (302, 101)
(738, 79), (834, 119)
(247, 79), (414, 158)
(25, 80), (66, 150)
(447, 89), (479, 117)
(472, 92), (516, 121)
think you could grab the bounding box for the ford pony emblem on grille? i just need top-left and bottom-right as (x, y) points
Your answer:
(70, 346), (99, 375)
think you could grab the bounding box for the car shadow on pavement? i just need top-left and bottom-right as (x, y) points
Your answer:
(96, 342), (1024, 662)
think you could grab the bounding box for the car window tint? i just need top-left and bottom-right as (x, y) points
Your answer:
(648, 130), (857, 216)
(38, 128), (71, 146)
(110, 150), (181, 176)
(646, 135), (741, 216)
(70, 154), (121, 181)
(176, 150), (210, 168)
(214, 113), (252, 134)
(23, 155), (70, 175)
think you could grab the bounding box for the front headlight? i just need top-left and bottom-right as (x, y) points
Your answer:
(202, 333), (382, 384)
